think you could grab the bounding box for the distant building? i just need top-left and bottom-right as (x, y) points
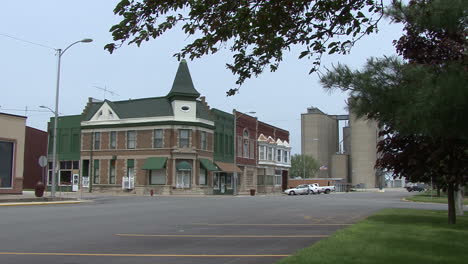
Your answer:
(43, 60), (292, 195)
(0, 112), (26, 194)
(23, 127), (48, 189)
(300, 105), (382, 188)
(301, 107), (338, 178)
(256, 121), (291, 193)
(348, 112), (380, 188)
(79, 60), (216, 195)
(211, 108), (239, 195)
(46, 115), (81, 192)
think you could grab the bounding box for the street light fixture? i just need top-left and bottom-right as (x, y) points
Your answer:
(49, 38), (93, 198)
(233, 109), (256, 195)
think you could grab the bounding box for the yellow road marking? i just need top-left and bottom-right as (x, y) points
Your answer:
(116, 234), (329, 238)
(191, 223), (351, 226)
(0, 252), (288, 257)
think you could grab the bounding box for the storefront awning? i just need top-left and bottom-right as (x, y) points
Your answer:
(199, 158), (218, 171)
(142, 157), (167, 170)
(214, 162), (242, 173)
(176, 161), (192, 171)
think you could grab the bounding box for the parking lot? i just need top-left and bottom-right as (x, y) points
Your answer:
(0, 191), (446, 264)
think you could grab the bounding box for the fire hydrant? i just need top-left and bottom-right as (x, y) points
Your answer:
(150, 189), (154, 196)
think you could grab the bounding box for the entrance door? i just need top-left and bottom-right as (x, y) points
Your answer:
(176, 170), (191, 188)
(213, 173), (234, 195)
(220, 175), (226, 193)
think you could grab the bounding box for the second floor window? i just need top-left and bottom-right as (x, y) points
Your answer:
(154, 129), (163, 148)
(283, 150), (289, 163)
(93, 132), (100, 150)
(200, 131), (207, 150)
(179, 129), (190, 148)
(277, 149), (282, 162)
(259, 145), (266, 160)
(268, 147), (273, 161)
(110, 131), (116, 149)
(127, 131), (136, 149)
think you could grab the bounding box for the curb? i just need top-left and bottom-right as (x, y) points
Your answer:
(0, 200), (90, 207)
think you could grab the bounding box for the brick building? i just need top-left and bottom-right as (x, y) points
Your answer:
(23, 127), (48, 189)
(234, 111), (258, 194)
(256, 121), (291, 193)
(43, 60), (292, 196)
(79, 60), (217, 195)
(234, 112), (291, 194)
(0, 113), (26, 194)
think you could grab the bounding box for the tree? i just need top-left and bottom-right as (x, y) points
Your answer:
(320, 0), (467, 224)
(290, 154), (319, 178)
(106, 0), (384, 95)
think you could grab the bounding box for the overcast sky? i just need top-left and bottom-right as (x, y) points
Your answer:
(1, 1), (403, 154)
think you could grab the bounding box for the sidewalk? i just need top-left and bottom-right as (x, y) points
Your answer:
(0, 190), (95, 206)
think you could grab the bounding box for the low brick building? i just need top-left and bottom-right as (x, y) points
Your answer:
(23, 126), (48, 189)
(256, 121), (291, 193)
(0, 113), (26, 194)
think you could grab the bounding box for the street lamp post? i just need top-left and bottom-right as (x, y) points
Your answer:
(233, 109), (256, 195)
(48, 38), (93, 198)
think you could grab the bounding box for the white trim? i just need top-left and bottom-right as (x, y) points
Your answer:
(81, 124), (214, 133)
(89, 101), (121, 121)
(81, 116), (214, 127)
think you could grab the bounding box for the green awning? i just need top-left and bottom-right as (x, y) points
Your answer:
(176, 161), (192, 171)
(199, 158), (218, 171)
(142, 157), (167, 170)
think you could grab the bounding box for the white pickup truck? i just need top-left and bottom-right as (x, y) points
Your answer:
(309, 183), (335, 194)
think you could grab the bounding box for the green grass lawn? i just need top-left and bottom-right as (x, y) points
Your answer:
(277, 209), (468, 264)
(406, 192), (468, 205)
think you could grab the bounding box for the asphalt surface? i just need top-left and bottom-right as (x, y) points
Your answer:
(0, 191), (447, 264)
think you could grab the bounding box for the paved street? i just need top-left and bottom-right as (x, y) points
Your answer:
(0, 191), (447, 264)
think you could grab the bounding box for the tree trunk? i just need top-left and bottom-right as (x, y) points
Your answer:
(436, 185), (441, 197)
(447, 182), (456, 224)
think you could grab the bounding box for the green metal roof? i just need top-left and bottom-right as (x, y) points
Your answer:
(199, 158), (218, 171)
(142, 157), (168, 170)
(82, 98), (214, 122)
(81, 61), (214, 123)
(167, 59), (200, 101)
(82, 97), (173, 121)
(176, 161), (192, 171)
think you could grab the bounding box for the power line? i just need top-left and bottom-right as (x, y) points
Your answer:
(0, 108), (50, 113)
(0, 32), (55, 50)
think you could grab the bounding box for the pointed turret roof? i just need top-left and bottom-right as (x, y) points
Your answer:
(167, 59), (200, 101)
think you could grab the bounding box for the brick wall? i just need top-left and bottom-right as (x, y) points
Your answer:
(82, 132), (92, 150)
(102, 132), (110, 150)
(137, 130), (152, 148)
(235, 112), (257, 166)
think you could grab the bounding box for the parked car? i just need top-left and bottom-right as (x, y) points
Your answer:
(309, 183), (335, 194)
(284, 184), (311, 195)
(406, 186), (425, 192)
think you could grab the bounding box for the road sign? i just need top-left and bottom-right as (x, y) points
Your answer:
(38, 156), (48, 167)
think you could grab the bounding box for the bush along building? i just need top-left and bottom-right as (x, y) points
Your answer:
(44, 60), (291, 195)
